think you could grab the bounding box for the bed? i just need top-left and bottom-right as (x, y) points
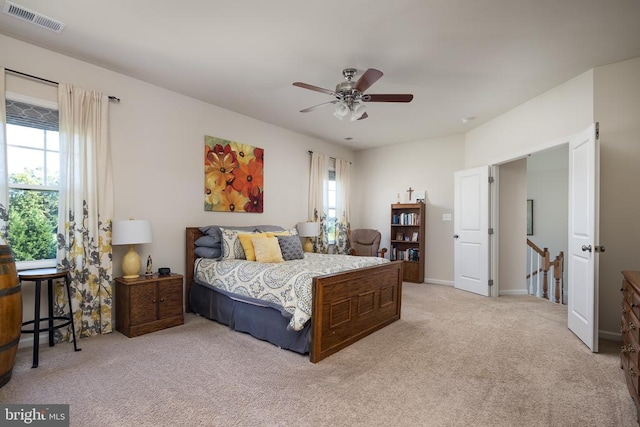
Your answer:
(185, 226), (403, 362)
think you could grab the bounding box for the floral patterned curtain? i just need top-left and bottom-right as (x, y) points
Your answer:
(56, 83), (114, 340)
(334, 158), (351, 254)
(308, 152), (351, 254)
(308, 152), (329, 253)
(0, 69), (8, 243)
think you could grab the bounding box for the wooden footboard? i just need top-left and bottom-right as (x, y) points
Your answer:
(186, 227), (403, 362)
(310, 261), (403, 363)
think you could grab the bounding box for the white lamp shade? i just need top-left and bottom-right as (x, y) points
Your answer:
(297, 221), (320, 237)
(112, 219), (153, 245)
(333, 102), (349, 120)
(351, 102), (366, 121)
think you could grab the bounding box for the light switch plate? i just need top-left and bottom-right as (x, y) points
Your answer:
(442, 213), (452, 221)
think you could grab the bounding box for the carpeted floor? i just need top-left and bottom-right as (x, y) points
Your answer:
(1, 283), (636, 427)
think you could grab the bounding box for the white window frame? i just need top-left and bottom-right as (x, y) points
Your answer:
(6, 92), (59, 270)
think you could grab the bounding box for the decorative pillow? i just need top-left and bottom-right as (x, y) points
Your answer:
(195, 235), (219, 247)
(255, 225), (286, 233)
(285, 227), (299, 236)
(252, 236), (284, 263)
(238, 232), (269, 261)
(220, 228), (254, 260)
(194, 246), (221, 259)
(277, 235), (305, 261)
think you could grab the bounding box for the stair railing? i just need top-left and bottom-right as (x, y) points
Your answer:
(526, 239), (565, 304)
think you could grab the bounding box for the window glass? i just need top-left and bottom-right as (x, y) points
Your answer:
(5, 101), (60, 265)
(327, 169), (337, 243)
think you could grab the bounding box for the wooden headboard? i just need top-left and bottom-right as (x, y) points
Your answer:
(185, 227), (204, 313)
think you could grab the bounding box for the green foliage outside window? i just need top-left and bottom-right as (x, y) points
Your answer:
(7, 170), (58, 261)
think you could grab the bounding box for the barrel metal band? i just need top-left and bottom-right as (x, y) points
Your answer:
(0, 284), (21, 297)
(0, 336), (20, 353)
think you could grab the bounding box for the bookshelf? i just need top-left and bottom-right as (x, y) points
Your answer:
(390, 202), (425, 283)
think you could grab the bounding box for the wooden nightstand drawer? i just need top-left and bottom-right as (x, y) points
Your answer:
(116, 274), (184, 337)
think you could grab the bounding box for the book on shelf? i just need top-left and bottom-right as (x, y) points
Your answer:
(392, 212), (420, 225)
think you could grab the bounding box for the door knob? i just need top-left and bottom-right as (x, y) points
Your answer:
(581, 245), (592, 252)
(453, 234), (459, 239)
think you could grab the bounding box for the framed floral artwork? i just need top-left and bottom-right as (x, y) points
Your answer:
(204, 136), (264, 212)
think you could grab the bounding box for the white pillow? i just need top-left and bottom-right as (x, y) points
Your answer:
(220, 228), (254, 260)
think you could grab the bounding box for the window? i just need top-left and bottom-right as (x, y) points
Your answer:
(326, 168), (336, 244)
(5, 98), (60, 267)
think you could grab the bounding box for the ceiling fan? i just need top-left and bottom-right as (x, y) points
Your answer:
(293, 68), (413, 121)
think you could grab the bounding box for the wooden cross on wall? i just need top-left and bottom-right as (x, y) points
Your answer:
(407, 187), (414, 201)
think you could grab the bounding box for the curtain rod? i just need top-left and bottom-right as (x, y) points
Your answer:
(6, 68), (121, 103)
(308, 150), (351, 164)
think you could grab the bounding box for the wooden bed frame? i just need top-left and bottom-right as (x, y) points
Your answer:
(185, 227), (403, 363)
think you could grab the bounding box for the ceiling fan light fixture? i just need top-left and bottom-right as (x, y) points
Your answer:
(350, 102), (366, 121)
(333, 102), (350, 120)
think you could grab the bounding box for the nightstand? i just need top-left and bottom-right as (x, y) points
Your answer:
(115, 273), (184, 337)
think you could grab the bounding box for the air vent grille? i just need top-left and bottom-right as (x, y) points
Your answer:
(2, 1), (65, 33)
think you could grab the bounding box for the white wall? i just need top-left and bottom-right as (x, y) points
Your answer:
(594, 56), (640, 337)
(526, 146), (568, 300)
(497, 158), (527, 295)
(1, 35), (353, 328)
(1, 34), (354, 275)
(465, 56), (640, 339)
(465, 70), (594, 167)
(352, 134), (465, 284)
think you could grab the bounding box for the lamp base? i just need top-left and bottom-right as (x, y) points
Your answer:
(302, 238), (314, 253)
(122, 245), (141, 279)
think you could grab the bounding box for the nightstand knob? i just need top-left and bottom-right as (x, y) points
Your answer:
(160, 298), (165, 303)
(152, 299), (157, 303)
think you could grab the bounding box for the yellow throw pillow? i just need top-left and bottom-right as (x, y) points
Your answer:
(238, 233), (268, 261)
(252, 236), (284, 263)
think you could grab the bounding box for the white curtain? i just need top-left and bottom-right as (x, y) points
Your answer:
(0, 68), (8, 243)
(334, 158), (351, 254)
(308, 152), (330, 253)
(56, 83), (114, 339)
(308, 152), (351, 254)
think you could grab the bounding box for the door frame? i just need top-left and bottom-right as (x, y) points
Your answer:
(488, 134), (575, 298)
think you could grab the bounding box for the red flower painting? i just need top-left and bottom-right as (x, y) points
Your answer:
(204, 136), (264, 213)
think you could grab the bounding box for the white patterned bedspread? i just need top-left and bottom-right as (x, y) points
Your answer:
(195, 253), (389, 331)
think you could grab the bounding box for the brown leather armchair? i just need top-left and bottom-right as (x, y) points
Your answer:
(348, 229), (387, 258)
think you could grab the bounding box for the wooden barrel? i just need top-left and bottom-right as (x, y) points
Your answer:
(0, 245), (22, 387)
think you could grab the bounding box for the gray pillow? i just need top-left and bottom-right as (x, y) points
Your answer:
(195, 235), (219, 247)
(194, 246), (222, 259)
(277, 235), (305, 261)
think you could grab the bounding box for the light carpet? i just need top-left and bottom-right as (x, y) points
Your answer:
(1, 283), (636, 427)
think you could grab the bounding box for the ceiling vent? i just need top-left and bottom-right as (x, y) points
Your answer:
(2, 1), (65, 33)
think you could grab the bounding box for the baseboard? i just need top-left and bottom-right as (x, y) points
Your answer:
(599, 329), (621, 342)
(424, 278), (453, 286)
(17, 333), (51, 349)
(498, 289), (529, 296)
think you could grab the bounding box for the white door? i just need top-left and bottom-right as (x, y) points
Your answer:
(567, 123), (600, 352)
(454, 166), (491, 296)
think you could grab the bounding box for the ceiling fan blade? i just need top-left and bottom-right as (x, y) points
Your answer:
(354, 68), (383, 93)
(292, 82), (335, 96)
(300, 100), (337, 113)
(364, 94), (414, 103)
(357, 111), (369, 120)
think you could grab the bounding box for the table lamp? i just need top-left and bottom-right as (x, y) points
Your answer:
(296, 221), (319, 253)
(112, 219), (152, 279)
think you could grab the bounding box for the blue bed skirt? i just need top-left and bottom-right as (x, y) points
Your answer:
(189, 280), (311, 354)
